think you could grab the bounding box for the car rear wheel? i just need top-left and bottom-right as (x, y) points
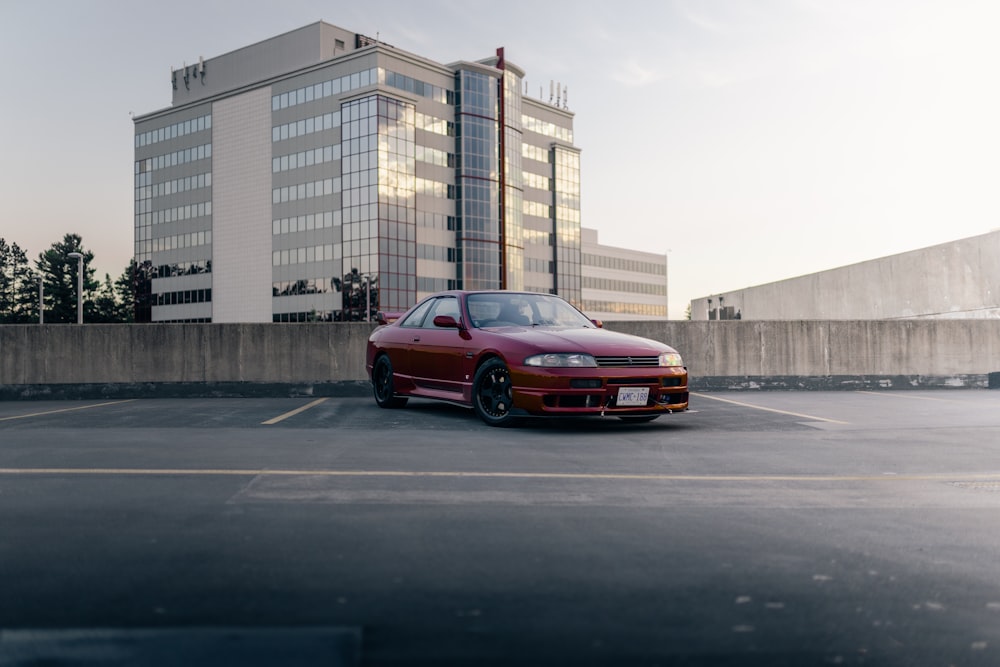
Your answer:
(618, 415), (660, 423)
(372, 355), (408, 409)
(473, 358), (516, 427)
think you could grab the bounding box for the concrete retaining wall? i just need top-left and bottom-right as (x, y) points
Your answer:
(0, 323), (375, 399)
(607, 320), (1000, 391)
(1, 320), (998, 399)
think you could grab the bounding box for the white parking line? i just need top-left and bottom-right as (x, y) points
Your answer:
(0, 400), (136, 422)
(854, 391), (960, 403)
(261, 397), (329, 425)
(691, 392), (849, 424)
(1, 468), (999, 483)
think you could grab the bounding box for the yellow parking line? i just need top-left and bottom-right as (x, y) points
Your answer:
(1, 468), (999, 483)
(691, 392), (849, 424)
(261, 397), (329, 425)
(0, 400), (136, 422)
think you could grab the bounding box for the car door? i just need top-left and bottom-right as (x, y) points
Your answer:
(388, 298), (435, 385)
(408, 296), (470, 395)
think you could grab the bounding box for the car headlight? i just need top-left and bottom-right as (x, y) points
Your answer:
(659, 352), (684, 367)
(524, 353), (598, 368)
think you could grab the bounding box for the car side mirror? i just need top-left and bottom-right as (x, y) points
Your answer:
(591, 319), (603, 328)
(433, 315), (462, 329)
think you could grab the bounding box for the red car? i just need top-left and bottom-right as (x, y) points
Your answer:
(366, 290), (689, 426)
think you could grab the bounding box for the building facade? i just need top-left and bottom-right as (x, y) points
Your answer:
(133, 22), (658, 323)
(581, 228), (668, 320)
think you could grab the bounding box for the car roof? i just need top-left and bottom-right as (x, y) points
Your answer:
(426, 290), (562, 298)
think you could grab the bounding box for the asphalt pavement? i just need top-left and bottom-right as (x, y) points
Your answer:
(2, 390), (1000, 666)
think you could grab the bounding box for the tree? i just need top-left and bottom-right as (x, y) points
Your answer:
(114, 263), (136, 323)
(35, 234), (99, 324)
(89, 266), (134, 323)
(0, 238), (38, 323)
(132, 259), (154, 323)
(93, 273), (119, 323)
(0, 238), (20, 321)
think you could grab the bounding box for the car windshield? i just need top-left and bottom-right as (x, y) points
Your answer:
(467, 293), (595, 329)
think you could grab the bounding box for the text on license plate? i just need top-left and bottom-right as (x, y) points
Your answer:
(616, 387), (649, 407)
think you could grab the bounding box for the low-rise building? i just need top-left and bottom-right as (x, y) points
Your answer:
(581, 228), (667, 320)
(692, 230), (1000, 320)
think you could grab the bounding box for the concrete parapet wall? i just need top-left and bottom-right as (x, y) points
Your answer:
(609, 320), (1000, 380)
(1, 320), (998, 399)
(0, 323), (375, 397)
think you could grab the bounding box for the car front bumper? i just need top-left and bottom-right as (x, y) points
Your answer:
(509, 366), (689, 416)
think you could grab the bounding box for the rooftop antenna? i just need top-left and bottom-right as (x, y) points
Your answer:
(563, 84), (568, 109)
(556, 81), (561, 107)
(549, 80), (554, 104)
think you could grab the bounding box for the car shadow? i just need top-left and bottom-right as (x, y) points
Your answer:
(399, 399), (696, 434)
(517, 414), (696, 435)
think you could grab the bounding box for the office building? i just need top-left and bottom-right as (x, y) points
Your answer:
(133, 21), (664, 322)
(581, 228), (667, 320)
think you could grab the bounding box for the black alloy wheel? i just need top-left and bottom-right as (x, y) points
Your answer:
(472, 358), (516, 427)
(372, 355), (408, 409)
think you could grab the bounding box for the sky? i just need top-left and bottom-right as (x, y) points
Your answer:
(2, 0), (998, 319)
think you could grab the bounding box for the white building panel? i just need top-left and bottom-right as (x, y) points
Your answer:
(211, 88), (273, 323)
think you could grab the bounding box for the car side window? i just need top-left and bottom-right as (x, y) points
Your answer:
(424, 296), (460, 328)
(400, 299), (434, 328)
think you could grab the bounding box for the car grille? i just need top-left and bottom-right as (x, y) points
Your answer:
(607, 377), (658, 385)
(595, 356), (660, 367)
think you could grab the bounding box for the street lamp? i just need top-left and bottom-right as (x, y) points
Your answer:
(362, 274), (371, 323)
(67, 252), (83, 324)
(35, 273), (44, 324)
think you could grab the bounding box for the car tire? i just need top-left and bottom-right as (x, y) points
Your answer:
(472, 358), (517, 427)
(618, 415), (660, 423)
(372, 355), (408, 409)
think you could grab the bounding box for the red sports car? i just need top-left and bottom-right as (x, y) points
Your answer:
(366, 290), (689, 426)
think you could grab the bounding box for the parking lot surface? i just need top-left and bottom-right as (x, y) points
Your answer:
(2, 390), (1000, 666)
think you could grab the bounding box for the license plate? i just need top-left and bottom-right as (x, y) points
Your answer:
(616, 387), (649, 407)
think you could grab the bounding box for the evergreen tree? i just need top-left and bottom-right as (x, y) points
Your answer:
(0, 238), (37, 323)
(0, 238), (17, 322)
(114, 262), (136, 323)
(88, 266), (134, 323)
(92, 273), (120, 323)
(35, 234), (98, 324)
(13, 249), (39, 323)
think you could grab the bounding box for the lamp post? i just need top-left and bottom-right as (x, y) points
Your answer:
(363, 274), (371, 323)
(664, 249), (670, 321)
(35, 273), (44, 324)
(67, 252), (83, 324)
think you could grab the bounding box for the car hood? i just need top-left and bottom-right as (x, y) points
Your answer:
(484, 326), (676, 356)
